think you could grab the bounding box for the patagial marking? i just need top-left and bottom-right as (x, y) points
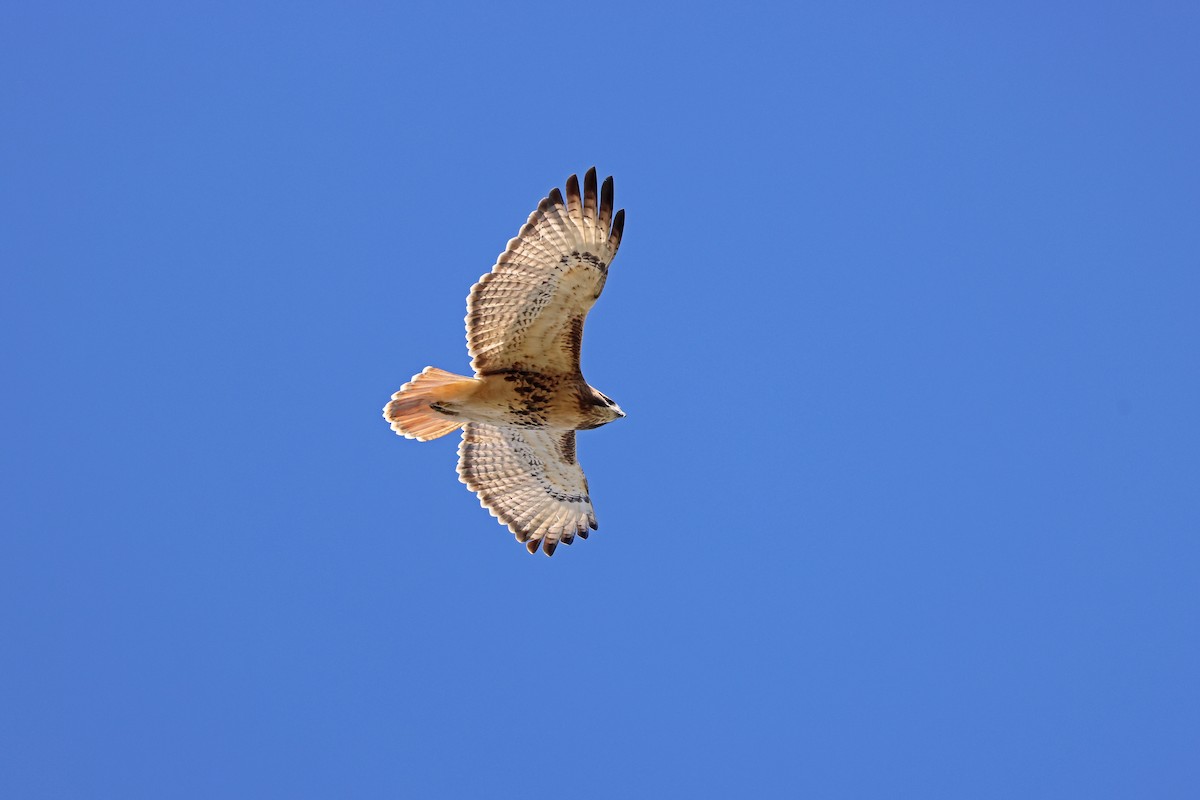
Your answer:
(557, 432), (577, 465)
(565, 315), (584, 362)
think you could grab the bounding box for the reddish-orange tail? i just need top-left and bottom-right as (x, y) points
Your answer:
(383, 367), (477, 441)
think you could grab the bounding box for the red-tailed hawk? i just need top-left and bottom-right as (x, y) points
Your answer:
(383, 168), (625, 556)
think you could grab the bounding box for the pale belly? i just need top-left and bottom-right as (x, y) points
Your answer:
(438, 370), (589, 429)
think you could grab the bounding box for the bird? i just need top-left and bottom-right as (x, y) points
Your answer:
(383, 168), (626, 556)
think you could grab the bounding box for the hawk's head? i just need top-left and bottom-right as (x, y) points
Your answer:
(581, 387), (624, 428)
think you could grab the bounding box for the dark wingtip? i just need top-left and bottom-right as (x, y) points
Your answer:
(525, 540), (539, 555)
(548, 187), (564, 207)
(599, 176), (614, 228)
(583, 168), (598, 217)
(542, 539), (558, 556)
(610, 208), (625, 249)
(565, 174), (581, 208)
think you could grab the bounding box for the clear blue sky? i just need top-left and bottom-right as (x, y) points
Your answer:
(3, 2), (1198, 797)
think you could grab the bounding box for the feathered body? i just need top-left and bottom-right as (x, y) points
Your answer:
(383, 168), (625, 556)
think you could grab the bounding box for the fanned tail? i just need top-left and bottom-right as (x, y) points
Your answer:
(383, 367), (477, 441)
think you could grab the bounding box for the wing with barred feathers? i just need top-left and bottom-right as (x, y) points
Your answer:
(466, 168), (624, 375)
(457, 423), (597, 556)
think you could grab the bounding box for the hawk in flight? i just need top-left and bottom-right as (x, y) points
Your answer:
(383, 168), (626, 556)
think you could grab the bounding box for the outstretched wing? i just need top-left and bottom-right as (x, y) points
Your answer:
(457, 422), (597, 556)
(466, 168), (624, 375)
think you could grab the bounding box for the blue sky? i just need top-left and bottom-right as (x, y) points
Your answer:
(3, 2), (1198, 797)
